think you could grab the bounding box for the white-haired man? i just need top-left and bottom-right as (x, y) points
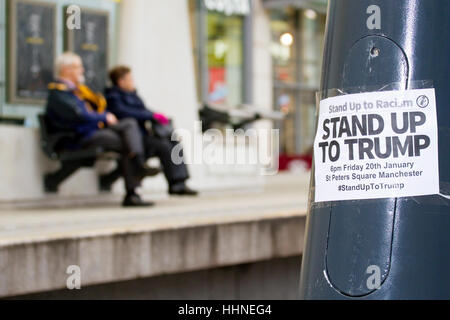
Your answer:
(45, 52), (158, 207)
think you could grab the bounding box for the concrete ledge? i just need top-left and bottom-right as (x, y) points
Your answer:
(0, 173), (309, 298)
(16, 256), (303, 300)
(0, 215), (305, 298)
(0, 124), (266, 204)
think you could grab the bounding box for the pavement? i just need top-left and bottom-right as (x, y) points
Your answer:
(0, 172), (310, 246)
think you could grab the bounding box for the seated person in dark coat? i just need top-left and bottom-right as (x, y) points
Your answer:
(105, 66), (197, 196)
(45, 52), (159, 207)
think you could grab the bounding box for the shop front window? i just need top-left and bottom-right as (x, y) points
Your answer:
(189, 0), (247, 109)
(206, 11), (243, 107)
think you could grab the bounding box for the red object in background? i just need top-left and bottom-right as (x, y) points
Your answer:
(278, 154), (313, 171)
(208, 67), (226, 103)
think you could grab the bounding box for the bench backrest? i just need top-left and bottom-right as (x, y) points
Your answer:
(38, 114), (59, 160)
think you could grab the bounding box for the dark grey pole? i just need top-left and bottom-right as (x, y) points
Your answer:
(300, 0), (450, 299)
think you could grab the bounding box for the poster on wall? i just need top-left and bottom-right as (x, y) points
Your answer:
(8, 0), (56, 104)
(65, 8), (109, 93)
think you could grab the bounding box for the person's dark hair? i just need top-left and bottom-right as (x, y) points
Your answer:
(109, 66), (131, 86)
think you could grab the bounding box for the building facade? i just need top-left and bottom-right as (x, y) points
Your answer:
(0, 0), (327, 203)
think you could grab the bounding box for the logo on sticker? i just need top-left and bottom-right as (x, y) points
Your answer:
(416, 95), (429, 108)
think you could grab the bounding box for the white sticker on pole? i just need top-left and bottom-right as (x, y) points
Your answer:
(314, 88), (439, 202)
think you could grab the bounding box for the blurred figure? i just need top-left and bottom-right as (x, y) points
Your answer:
(105, 66), (197, 196)
(45, 52), (159, 207)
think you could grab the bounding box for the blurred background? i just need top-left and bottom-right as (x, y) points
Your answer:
(0, 0), (328, 299)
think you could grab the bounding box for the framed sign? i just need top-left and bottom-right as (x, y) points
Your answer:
(65, 8), (109, 93)
(8, 0), (57, 104)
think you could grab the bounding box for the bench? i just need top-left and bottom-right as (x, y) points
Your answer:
(38, 114), (122, 193)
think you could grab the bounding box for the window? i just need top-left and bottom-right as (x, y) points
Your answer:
(189, 0), (249, 108)
(206, 11), (243, 106)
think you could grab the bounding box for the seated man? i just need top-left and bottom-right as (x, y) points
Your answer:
(105, 66), (197, 196)
(45, 52), (159, 207)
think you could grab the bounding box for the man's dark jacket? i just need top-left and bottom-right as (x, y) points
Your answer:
(45, 81), (107, 140)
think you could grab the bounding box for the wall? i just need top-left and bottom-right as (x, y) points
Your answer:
(252, 0), (274, 150)
(14, 256), (302, 300)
